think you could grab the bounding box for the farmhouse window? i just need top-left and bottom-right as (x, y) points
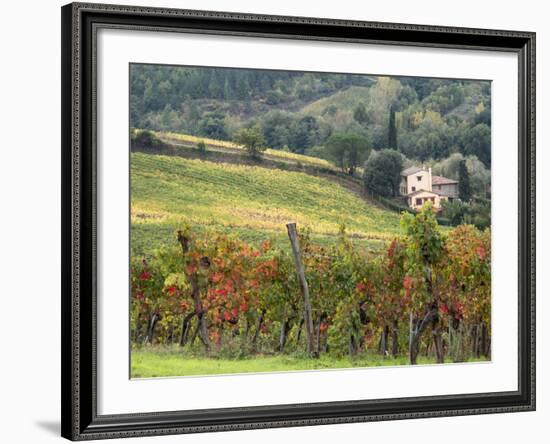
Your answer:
(416, 198), (422, 206)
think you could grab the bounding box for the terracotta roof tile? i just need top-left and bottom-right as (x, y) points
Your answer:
(432, 175), (458, 185)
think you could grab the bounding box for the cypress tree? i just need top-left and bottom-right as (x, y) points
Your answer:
(458, 160), (472, 202)
(388, 105), (398, 149)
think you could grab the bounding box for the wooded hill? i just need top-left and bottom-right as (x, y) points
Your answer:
(130, 65), (491, 166)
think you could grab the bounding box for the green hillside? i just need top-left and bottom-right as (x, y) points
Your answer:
(131, 64), (491, 164)
(300, 86), (372, 116)
(131, 152), (401, 256)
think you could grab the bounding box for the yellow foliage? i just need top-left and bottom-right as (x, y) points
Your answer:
(424, 110), (444, 125)
(475, 101), (485, 114)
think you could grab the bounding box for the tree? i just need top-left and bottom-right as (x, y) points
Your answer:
(143, 78), (154, 109)
(261, 111), (293, 149)
(398, 112), (450, 160)
(130, 129), (166, 152)
(233, 125), (266, 159)
(363, 149), (403, 197)
(465, 155), (491, 198)
(459, 123), (491, 167)
(196, 140), (207, 154)
(198, 112), (227, 140)
(353, 103), (368, 124)
(388, 105), (398, 149)
(474, 105), (491, 126)
(288, 116), (319, 153)
(458, 160), (472, 202)
(325, 133), (371, 175)
(431, 153), (490, 198)
(441, 199), (469, 226)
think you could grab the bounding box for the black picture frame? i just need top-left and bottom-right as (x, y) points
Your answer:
(61, 2), (536, 440)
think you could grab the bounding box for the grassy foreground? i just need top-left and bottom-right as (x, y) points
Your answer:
(131, 347), (488, 378)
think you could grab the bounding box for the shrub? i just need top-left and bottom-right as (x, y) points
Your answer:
(233, 125), (266, 159)
(131, 129), (167, 152)
(441, 199), (470, 225)
(196, 140), (207, 154)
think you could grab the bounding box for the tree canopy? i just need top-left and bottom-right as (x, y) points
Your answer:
(458, 160), (472, 202)
(363, 149), (404, 197)
(233, 125), (266, 159)
(325, 133), (371, 175)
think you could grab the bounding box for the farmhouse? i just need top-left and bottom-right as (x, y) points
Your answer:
(400, 166), (458, 210)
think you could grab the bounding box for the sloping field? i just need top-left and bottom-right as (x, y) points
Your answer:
(154, 131), (336, 170)
(131, 152), (401, 256)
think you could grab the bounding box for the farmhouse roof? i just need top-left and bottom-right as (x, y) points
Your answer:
(401, 166), (425, 176)
(432, 175), (458, 185)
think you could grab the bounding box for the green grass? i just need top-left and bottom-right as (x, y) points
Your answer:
(131, 152), (401, 256)
(131, 347), (489, 378)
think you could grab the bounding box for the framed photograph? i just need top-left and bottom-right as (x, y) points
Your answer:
(61, 2), (535, 440)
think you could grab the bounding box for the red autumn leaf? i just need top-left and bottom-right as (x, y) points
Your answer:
(211, 272), (223, 283)
(356, 281), (367, 293)
(476, 246), (486, 261)
(387, 239), (397, 258)
(453, 302), (464, 318)
(139, 271), (152, 281)
(403, 275), (413, 290)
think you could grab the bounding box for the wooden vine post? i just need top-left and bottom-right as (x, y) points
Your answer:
(177, 230), (210, 351)
(286, 222), (318, 357)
